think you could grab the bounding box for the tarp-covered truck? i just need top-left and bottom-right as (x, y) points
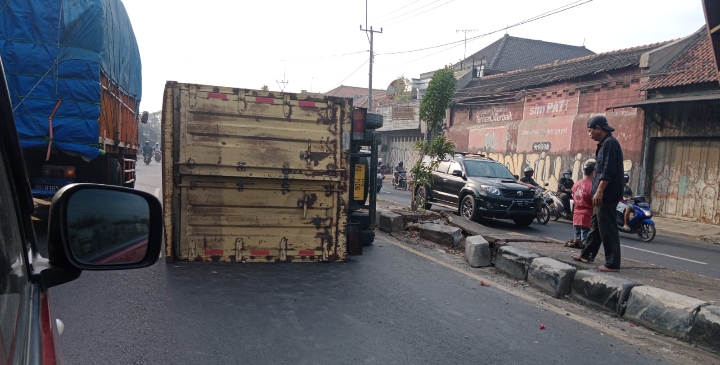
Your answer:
(0, 0), (147, 198)
(161, 82), (382, 262)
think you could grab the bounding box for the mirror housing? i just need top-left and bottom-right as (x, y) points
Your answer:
(140, 111), (149, 124)
(43, 184), (163, 288)
(452, 170), (463, 177)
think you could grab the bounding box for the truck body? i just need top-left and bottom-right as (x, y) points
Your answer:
(0, 0), (144, 198)
(162, 82), (379, 262)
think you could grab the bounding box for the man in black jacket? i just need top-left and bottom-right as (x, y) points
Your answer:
(573, 116), (624, 272)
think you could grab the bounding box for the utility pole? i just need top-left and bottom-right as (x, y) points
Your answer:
(456, 29), (477, 63)
(276, 68), (289, 92)
(360, 25), (382, 111)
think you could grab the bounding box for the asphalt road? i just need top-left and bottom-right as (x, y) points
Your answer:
(45, 163), (694, 364)
(378, 182), (720, 279)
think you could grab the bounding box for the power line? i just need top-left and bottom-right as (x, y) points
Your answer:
(377, 0), (591, 56)
(382, 0), (442, 23)
(370, 0), (424, 22)
(386, 0), (458, 26)
(279, 50), (368, 62)
(331, 59), (369, 89)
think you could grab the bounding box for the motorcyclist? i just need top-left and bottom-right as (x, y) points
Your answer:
(519, 167), (540, 188)
(394, 161), (406, 184)
(142, 141), (153, 156)
(154, 142), (160, 153)
(617, 172), (633, 230)
(557, 168), (574, 216)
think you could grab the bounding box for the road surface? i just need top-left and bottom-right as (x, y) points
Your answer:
(47, 163), (710, 364)
(378, 181), (720, 279)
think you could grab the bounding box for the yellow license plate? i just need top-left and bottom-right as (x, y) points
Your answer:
(354, 164), (366, 201)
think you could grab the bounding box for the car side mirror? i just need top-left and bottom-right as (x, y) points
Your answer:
(42, 184), (163, 289)
(140, 111), (149, 124)
(452, 170), (463, 177)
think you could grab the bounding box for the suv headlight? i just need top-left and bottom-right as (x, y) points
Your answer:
(480, 185), (501, 195)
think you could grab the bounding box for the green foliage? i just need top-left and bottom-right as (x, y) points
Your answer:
(411, 66), (457, 211)
(419, 66), (456, 131)
(261, 85), (269, 91)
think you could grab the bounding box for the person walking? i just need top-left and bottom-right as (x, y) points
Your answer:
(567, 162), (595, 248)
(572, 116), (624, 272)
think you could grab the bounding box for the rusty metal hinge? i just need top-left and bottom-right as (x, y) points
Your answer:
(190, 181), (197, 190)
(237, 162), (246, 171)
(299, 139), (312, 163)
(296, 192), (311, 218)
(327, 164), (337, 177)
(281, 181), (290, 195)
(324, 184), (333, 197)
(187, 158), (195, 169)
(237, 183), (244, 192)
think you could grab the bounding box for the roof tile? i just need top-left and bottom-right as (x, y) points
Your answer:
(642, 32), (717, 90)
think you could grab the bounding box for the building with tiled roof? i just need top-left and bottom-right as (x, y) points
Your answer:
(642, 29), (718, 90)
(324, 85), (386, 109)
(454, 41), (670, 104)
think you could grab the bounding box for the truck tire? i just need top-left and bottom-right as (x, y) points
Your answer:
(361, 229), (375, 246)
(109, 158), (122, 186)
(366, 112), (384, 129)
(350, 211), (371, 227)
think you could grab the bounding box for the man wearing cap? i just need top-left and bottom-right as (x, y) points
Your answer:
(572, 116), (624, 272)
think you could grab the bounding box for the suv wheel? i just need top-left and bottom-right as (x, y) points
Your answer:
(415, 186), (432, 210)
(513, 216), (535, 227)
(460, 195), (479, 221)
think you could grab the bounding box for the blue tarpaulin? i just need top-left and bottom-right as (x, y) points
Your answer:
(0, 0), (142, 160)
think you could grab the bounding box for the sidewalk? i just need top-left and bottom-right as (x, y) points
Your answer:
(652, 216), (720, 244)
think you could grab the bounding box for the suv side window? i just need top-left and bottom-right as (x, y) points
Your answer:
(449, 161), (462, 174)
(0, 135), (29, 361)
(436, 160), (451, 174)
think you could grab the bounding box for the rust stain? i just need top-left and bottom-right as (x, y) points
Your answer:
(306, 193), (318, 208)
(308, 216), (332, 230)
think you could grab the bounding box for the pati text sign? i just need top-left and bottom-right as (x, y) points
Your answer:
(524, 96), (577, 119)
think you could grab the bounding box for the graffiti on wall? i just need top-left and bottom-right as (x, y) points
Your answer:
(476, 106), (514, 123)
(481, 151), (634, 191)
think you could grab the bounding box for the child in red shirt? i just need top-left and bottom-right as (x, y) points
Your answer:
(571, 162), (596, 244)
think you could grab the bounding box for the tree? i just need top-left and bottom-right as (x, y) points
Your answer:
(411, 66), (457, 211)
(392, 75), (412, 103)
(261, 85), (269, 91)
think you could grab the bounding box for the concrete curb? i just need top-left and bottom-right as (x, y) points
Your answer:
(494, 246), (539, 281)
(624, 286), (709, 340)
(527, 257), (576, 298)
(690, 305), (720, 354)
(465, 235), (491, 268)
(420, 223), (462, 247)
(379, 211), (404, 233)
(571, 271), (641, 316)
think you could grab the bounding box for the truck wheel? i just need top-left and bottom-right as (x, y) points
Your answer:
(109, 158), (122, 186)
(361, 230), (375, 246)
(350, 211), (371, 227)
(460, 195), (479, 221)
(366, 112), (384, 129)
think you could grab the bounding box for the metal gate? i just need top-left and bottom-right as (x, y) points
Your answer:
(650, 138), (720, 224)
(385, 135), (423, 170)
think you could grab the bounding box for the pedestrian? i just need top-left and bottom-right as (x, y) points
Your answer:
(567, 162), (595, 248)
(572, 116), (624, 272)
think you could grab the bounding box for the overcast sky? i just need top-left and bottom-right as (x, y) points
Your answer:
(122, 0), (706, 112)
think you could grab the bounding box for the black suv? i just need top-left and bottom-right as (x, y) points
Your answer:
(416, 153), (537, 226)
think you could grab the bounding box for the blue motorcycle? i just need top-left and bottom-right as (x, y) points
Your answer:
(618, 196), (656, 242)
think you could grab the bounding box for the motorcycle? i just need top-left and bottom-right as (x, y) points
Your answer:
(534, 188), (550, 225)
(143, 153), (152, 165)
(154, 150), (162, 162)
(544, 188), (573, 222)
(619, 196), (656, 242)
(393, 171), (408, 191)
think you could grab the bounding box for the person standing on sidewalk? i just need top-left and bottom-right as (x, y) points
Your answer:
(572, 116), (624, 272)
(567, 162), (595, 248)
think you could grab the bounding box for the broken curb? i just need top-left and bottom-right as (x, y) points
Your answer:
(495, 246), (539, 281)
(624, 286), (708, 340)
(527, 257), (576, 298)
(465, 235), (491, 268)
(420, 223), (462, 247)
(571, 270), (641, 316)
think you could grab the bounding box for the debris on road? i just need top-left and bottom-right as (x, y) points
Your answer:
(540, 324), (546, 330)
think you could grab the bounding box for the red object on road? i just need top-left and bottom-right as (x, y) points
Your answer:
(629, 323), (635, 327)
(540, 324), (546, 330)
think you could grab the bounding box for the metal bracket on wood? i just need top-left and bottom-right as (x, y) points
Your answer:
(282, 164), (290, 179)
(237, 183), (244, 192)
(281, 181), (290, 195)
(187, 158), (195, 169)
(190, 182), (197, 190)
(324, 184), (333, 197)
(327, 165), (337, 177)
(237, 162), (246, 171)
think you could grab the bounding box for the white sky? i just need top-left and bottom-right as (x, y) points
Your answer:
(122, 0), (706, 112)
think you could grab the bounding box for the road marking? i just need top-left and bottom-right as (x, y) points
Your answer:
(621, 245), (707, 265)
(385, 239), (635, 342)
(154, 188), (161, 200)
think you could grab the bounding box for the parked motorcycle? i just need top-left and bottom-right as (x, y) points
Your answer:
(393, 171), (408, 191)
(619, 196), (656, 242)
(154, 150), (162, 162)
(143, 153), (152, 165)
